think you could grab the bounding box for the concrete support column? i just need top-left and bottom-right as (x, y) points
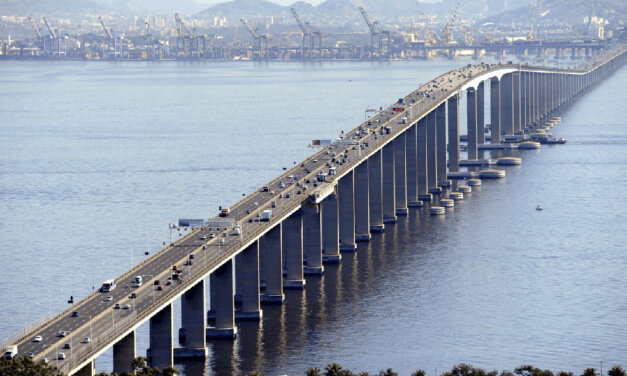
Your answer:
(382, 142), (397, 223)
(368, 150), (384, 232)
(150, 303), (173, 368)
(532, 72), (538, 123)
(321, 193), (341, 263)
(416, 117), (431, 201)
(394, 133), (408, 214)
(476, 81), (485, 144)
(490, 77), (500, 143)
(513, 71), (521, 133)
(426, 111), (440, 194)
(406, 124), (421, 207)
(447, 94), (460, 170)
(354, 160), (371, 240)
(283, 211), (305, 288)
(501, 73), (514, 136)
(208, 260), (236, 338)
(436, 102), (448, 186)
(113, 331), (136, 374)
(260, 224), (284, 302)
(521, 72), (528, 130)
(75, 361), (95, 376)
(338, 171), (357, 250)
(236, 241), (262, 320)
(466, 87), (478, 160)
(302, 202), (324, 274)
(181, 280), (208, 352)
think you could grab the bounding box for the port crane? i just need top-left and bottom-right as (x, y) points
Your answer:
(28, 17), (43, 41)
(174, 13), (205, 58)
(42, 17), (67, 57)
(359, 7), (390, 59)
(98, 15), (123, 59)
(290, 8), (322, 60)
(240, 18), (268, 59)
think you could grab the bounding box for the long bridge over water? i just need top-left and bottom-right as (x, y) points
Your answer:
(3, 45), (626, 376)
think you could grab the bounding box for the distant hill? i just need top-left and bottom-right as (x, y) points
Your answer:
(482, 0), (627, 28)
(106, 0), (205, 15)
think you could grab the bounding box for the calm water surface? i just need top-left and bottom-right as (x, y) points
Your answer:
(0, 60), (625, 375)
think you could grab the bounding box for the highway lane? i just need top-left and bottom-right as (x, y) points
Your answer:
(9, 62), (518, 374)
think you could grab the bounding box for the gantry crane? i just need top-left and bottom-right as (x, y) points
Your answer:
(42, 17), (67, 57)
(359, 7), (390, 59)
(240, 18), (268, 59)
(174, 13), (205, 59)
(28, 17), (43, 40)
(98, 15), (122, 59)
(290, 8), (322, 60)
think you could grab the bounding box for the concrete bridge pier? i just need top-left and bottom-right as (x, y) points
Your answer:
(405, 124), (421, 207)
(75, 361), (95, 376)
(466, 87), (478, 160)
(178, 280), (208, 357)
(513, 71), (521, 133)
(394, 134), (408, 215)
(354, 160), (371, 240)
(521, 72), (528, 130)
(416, 117), (432, 201)
(338, 170), (357, 250)
(113, 331), (136, 374)
(321, 192), (341, 263)
(259, 224), (285, 302)
(382, 142), (397, 223)
(283, 211), (306, 288)
(436, 102), (449, 187)
(426, 111), (441, 194)
(476, 81), (485, 145)
(302, 201), (324, 274)
(368, 149), (385, 232)
(235, 241), (262, 320)
(447, 94), (460, 172)
(149, 303), (173, 368)
(207, 260), (237, 338)
(500, 73), (514, 136)
(490, 77), (500, 144)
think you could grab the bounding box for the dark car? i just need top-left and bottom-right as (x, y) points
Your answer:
(129, 293), (137, 299)
(70, 311), (79, 318)
(154, 280), (160, 285)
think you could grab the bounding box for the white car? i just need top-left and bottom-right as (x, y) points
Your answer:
(105, 296), (113, 302)
(58, 353), (66, 360)
(33, 335), (43, 342)
(81, 337), (91, 344)
(27, 352), (35, 357)
(123, 304), (131, 309)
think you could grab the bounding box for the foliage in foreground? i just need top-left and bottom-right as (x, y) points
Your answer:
(0, 356), (178, 376)
(293, 364), (627, 376)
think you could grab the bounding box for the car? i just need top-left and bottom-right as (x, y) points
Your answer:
(123, 304), (131, 309)
(58, 353), (66, 360)
(166, 281), (172, 286)
(154, 280), (160, 285)
(285, 193), (290, 198)
(189, 254), (194, 259)
(62, 343), (70, 349)
(105, 296), (113, 302)
(114, 303), (121, 309)
(157, 286), (164, 291)
(248, 218), (253, 223)
(200, 235), (206, 240)
(27, 352), (35, 357)
(57, 331), (68, 337)
(129, 293), (137, 299)
(42, 358), (49, 364)
(33, 335), (43, 342)
(81, 337), (91, 344)
(70, 311), (79, 317)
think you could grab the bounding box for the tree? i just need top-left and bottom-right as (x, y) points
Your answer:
(377, 369), (398, 376)
(557, 371), (574, 376)
(0, 356), (65, 376)
(608, 366), (626, 376)
(325, 363), (348, 376)
(412, 370), (428, 376)
(515, 365), (554, 376)
(582, 369), (598, 376)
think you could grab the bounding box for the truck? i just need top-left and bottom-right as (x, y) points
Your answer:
(4, 345), (17, 359)
(231, 226), (241, 236)
(219, 207), (230, 217)
(261, 210), (272, 222)
(100, 279), (116, 292)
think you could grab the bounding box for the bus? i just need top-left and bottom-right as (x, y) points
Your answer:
(100, 279), (116, 292)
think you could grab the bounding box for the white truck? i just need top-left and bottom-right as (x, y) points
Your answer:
(4, 345), (17, 359)
(261, 210), (272, 222)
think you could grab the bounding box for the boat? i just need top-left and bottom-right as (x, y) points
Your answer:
(536, 205), (543, 211)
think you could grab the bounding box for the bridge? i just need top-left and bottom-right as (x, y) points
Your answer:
(3, 45), (625, 376)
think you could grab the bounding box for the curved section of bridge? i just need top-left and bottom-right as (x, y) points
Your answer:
(4, 47), (626, 376)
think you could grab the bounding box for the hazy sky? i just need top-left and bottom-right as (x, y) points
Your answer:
(195, 0), (326, 5)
